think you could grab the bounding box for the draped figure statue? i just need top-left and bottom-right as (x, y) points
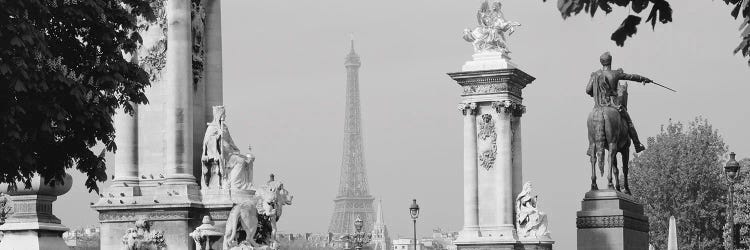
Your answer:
(201, 106), (254, 190)
(515, 182), (550, 239)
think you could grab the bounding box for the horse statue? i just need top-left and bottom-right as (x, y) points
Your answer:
(222, 178), (293, 250)
(586, 73), (632, 194)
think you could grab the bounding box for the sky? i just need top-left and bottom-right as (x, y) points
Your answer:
(55, 1), (750, 249)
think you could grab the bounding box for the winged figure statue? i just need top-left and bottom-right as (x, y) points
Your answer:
(463, 0), (521, 57)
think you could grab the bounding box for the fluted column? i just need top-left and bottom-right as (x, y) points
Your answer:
(511, 108), (525, 206)
(113, 104), (139, 186)
(460, 103), (479, 237)
(165, 0), (196, 184)
(493, 101), (515, 229)
(204, 0), (223, 121)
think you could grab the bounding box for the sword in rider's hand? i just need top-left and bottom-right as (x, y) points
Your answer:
(644, 80), (677, 93)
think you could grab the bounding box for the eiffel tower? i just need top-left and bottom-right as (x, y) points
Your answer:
(328, 39), (375, 234)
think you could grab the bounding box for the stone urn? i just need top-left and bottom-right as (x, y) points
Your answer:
(0, 173), (73, 250)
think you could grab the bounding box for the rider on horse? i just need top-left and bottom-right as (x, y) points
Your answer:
(586, 52), (653, 153)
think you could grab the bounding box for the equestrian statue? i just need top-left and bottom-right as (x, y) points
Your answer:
(586, 52), (654, 194)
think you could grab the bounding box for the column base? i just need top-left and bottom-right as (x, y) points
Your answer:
(456, 227), (481, 242)
(111, 176), (140, 187)
(455, 239), (553, 250)
(576, 190), (649, 250)
(478, 224), (516, 240)
(166, 173), (198, 185)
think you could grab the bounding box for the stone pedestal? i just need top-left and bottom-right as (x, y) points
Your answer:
(576, 190), (649, 250)
(0, 174), (73, 250)
(462, 52), (517, 71)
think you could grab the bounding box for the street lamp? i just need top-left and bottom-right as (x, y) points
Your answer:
(340, 216), (372, 250)
(724, 152), (742, 250)
(409, 199), (420, 250)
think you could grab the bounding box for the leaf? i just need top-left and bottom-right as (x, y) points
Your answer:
(632, 0), (650, 13)
(9, 37), (23, 47)
(589, 0), (598, 17)
(0, 64), (9, 75)
(732, 1), (743, 19)
(13, 80), (26, 92)
(646, 0), (673, 29)
(598, 0), (612, 14)
(611, 15), (642, 46)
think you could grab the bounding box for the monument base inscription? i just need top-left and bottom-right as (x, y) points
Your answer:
(576, 190), (649, 250)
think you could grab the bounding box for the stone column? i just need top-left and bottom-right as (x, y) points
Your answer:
(448, 69), (537, 248)
(165, 0), (196, 184)
(460, 103), (479, 238)
(511, 108), (524, 205)
(204, 0), (223, 121)
(113, 104), (139, 186)
(492, 101), (514, 231)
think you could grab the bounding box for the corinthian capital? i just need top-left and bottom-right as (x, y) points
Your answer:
(458, 102), (478, 116)
(492, 101), (525, 116)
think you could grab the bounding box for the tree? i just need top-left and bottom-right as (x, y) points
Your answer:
(630, 117), (728, 249)
(0, 0), (155, 192)
(541, 0), (750, 66)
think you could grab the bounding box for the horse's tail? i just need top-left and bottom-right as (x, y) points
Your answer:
(593, 108), (607, 176)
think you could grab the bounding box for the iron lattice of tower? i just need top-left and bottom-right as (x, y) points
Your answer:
(328, 39), (375, 234)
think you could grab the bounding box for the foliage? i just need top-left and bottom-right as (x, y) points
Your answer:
(0, 0), (155, 192)
(724, 157), (750, 249)
(542, 0), (750, 66)
(630, 117), (728, 249)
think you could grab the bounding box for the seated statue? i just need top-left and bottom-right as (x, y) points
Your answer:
(515, 182), (550, 239)
(200, 106), (254, 190)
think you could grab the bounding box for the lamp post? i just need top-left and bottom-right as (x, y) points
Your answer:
(724, 152), (742, 250)
(340, 217), (371, 250)
(409, 199), (420, 250)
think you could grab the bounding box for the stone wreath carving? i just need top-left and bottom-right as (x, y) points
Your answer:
(477, 114), (497, 170)
(122, 219), (167, 250)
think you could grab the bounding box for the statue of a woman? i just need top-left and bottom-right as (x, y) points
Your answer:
(515, 182), (550, 238)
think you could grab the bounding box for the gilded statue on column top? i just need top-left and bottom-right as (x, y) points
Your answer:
(463, 0), (521, 57)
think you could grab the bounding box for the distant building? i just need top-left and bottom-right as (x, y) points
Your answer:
(62, 225), (100, 250)
(371, 200), (391, 250)
(275, 232), (342, 250)
(392, 238), (424, 250)
(422, 228), (457, 250)
(391, 229), (457, 250)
